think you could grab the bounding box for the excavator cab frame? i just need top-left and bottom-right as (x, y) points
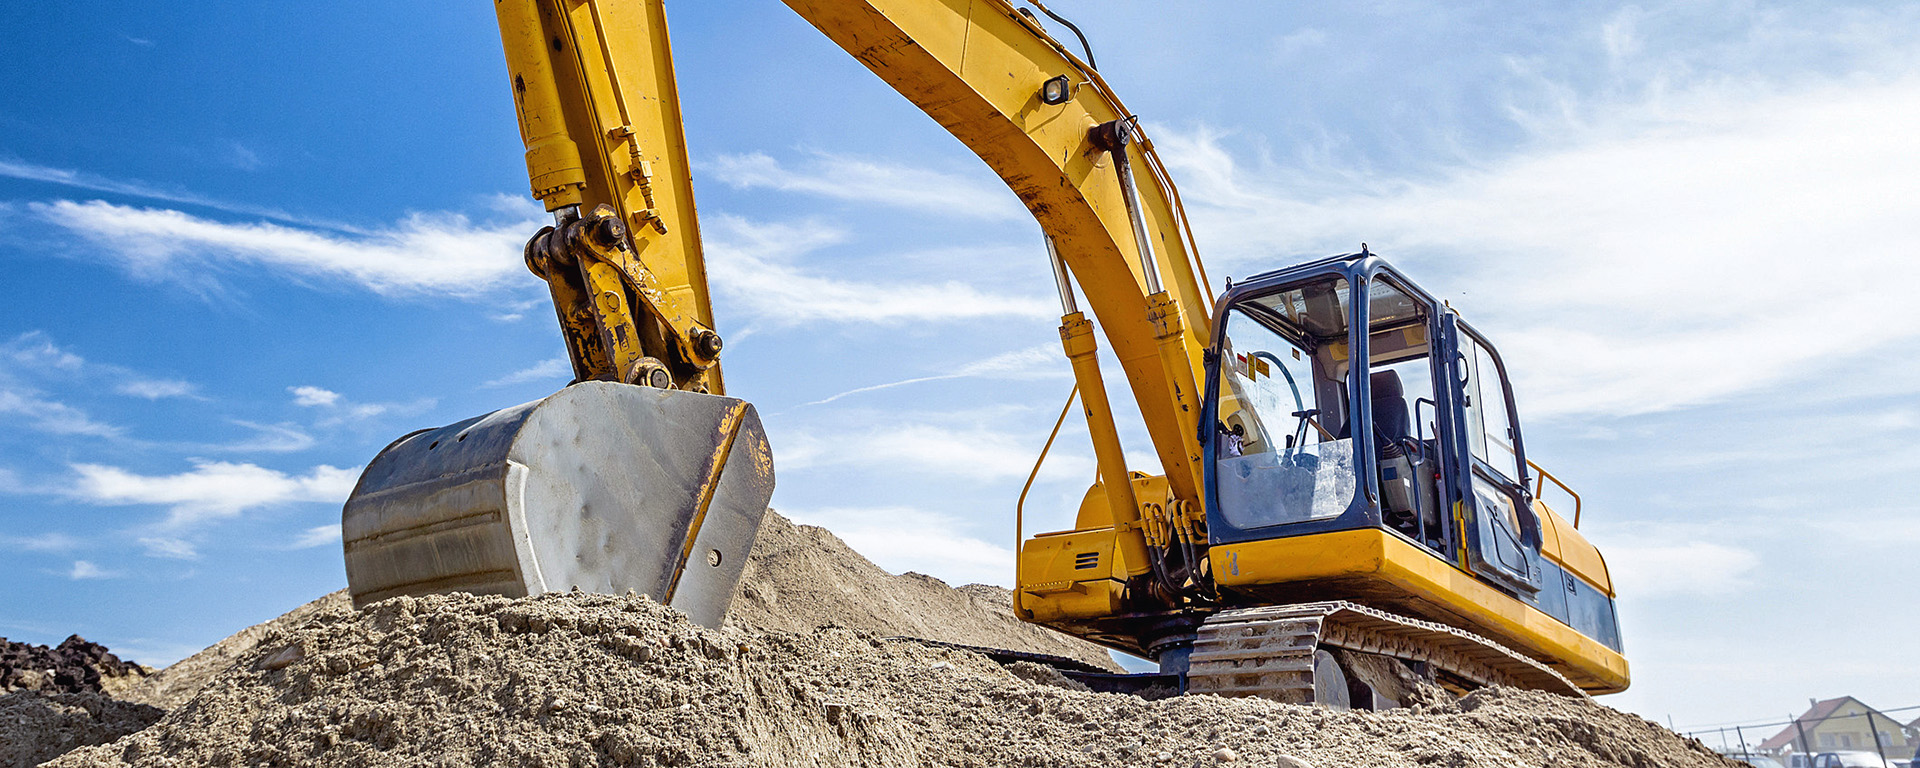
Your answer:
(1198, 253), (1624, 659)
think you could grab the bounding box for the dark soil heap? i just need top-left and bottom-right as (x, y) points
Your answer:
(49, 592), (1737, 768)
(1, 635), (147, 696)
(0, 691), (164, 768)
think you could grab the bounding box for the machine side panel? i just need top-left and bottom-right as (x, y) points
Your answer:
(1212, 528), (1630, 693)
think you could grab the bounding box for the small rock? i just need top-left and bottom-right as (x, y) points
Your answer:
(930, 661), (953, 671)
(1274, 756), (1314, 768)
(1213, 746), (1238, 762)
(256, 644), (305, 671)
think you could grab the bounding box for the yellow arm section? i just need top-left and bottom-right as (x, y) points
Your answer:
(495, 0), (724, 393)
(781, 0), (1216, 506)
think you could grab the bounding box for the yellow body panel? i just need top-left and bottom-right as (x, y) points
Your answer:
(1016, 528), (1124, 623)
(1213, 528), (1629, 693)
(1537, 501), (1613, 597)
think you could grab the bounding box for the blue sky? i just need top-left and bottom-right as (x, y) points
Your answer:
(3, 0), (1916, 735)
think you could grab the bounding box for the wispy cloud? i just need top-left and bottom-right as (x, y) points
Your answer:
(705, 216), (1052, 326)
(29, 199), (537, 297)
(0, 388), (122, 437)
(0, 331), (195, 436)
(780, 420), (1092, 482)
(68, 560), (119, 580)
(115, 378), (198, 400)
(484, 358), (571, 388)
(1593, 538), (1761, 599)
(289, 385), (340, 407)
(291, 524), (340, 550)
(216, 420), (316, 453)
(137, 536), (199, 560)
(1, 531), (80, 553)
(286, 385), (428, 427)
(69, 460), (359, 530)
(1157, 71), (1920, 420)
(0, 157), (342, 229)
(805, 344), (1067, 406)
(706, 151), (1023, 221)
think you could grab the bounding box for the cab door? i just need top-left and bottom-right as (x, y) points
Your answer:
(1439, 314), (1543, 595)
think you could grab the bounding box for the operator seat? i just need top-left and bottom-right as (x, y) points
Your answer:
(1370, 370), (1409, 458)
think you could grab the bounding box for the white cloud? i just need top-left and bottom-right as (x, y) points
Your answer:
(291, 524), (341, 550)
(1156, 72), (1920, 420)
(286, 385), (421, 427)
(779, 420), (1091, 482)
(484, 358), (571, 388)
(2, 331), (85, 372)
(30, 199), (536, 297)
(289, 385), (340, 407)
(68, 560), (118, 580)
(218, 420), (316, 453)
(806, 344), (1068, 405)
(0, 388), (121, 437)
(0, 157), (341, 229)
(1592, 538), (1761, 599)
(704, 216), (1053, 325)
(137, 536), (199, 560)
(116, 378), (198, 399)
(706, 151), (1024, 221)
(784, 506), (1016, 587)
(69, 460), (360, 529)
(1, 531), (80, 553)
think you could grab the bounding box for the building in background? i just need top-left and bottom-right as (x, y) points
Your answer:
(1759, 697), (1914, 758)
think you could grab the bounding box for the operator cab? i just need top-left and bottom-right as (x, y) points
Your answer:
(1201, 252), (1561, 606)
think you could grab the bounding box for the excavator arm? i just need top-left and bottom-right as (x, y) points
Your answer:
(497, 0), (725, 393)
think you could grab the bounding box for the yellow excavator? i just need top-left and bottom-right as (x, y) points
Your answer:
(341, 0), (1628, 707)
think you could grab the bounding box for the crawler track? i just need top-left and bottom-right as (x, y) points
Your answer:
(1187, 601), (1586, 703)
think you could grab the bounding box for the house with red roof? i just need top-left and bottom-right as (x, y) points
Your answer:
(1760, 697), (1914, 758)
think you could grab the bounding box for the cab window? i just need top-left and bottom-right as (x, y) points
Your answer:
(1211, 278), (1358, 528)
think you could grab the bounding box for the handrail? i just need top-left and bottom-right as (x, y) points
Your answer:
(1017, 385), (1080, 568)
(1528, 459), (1583, 528)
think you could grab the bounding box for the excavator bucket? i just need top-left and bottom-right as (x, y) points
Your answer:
(340, 381), (773, 627)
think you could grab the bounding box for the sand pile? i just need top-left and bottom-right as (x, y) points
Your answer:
(120, 591), (352, 710)
(727, 512), (1117, 671)
(110, 510), (1114, 715)
(50, 591), (1734, 768)
(0, 691), (163, 767)
(1, 635), (148, 698)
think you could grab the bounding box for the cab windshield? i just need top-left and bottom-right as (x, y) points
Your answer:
(1212, 277), (1358, 527)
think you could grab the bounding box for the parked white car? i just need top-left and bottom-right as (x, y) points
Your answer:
(1813, 752), (1899, 768)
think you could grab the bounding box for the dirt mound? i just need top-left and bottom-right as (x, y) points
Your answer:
(49, 591), (1733, 768)
(0, 690), (164, 768)
(120, 590), (351, 710)
(727, 511), (1119, 671)
(1, 635), (148, 697)
(116, 510), (1112, 713)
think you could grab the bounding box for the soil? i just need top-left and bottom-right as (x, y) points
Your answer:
(1, 636), (148, 697)
(0, 690), (163, 768)
(726, 512), (1119, 671)
(119, 591), (352, 710)
(45, 591), (1737, 768)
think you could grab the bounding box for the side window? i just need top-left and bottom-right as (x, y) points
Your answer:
(1460, 336), (1523, 483)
